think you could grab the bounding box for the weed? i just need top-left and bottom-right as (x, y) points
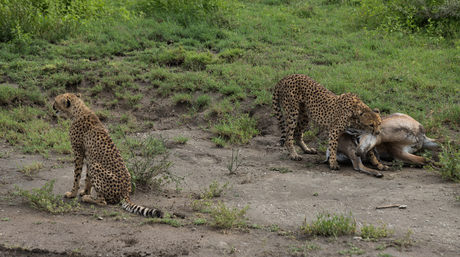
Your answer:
(313, 192), (319, 196)
(392, 159), (404, 171)
(200, 181), (230, 199)
(172, 93), (192, 105)
(391, 229), (414, 251)
(377, 253), (393, 257)
(432, 139), (460, 182)
(18, 161), (44, 175)
(193, 218), (207, 225)
(269, 167), (292, 173)
(12, 179), (80, 214)
(195, 94), (212, 108)
(71, 248), (82, 256)
(118, 133), (180, 192)
(211, 113), (259, 145)
(375, 243), (387, 250)
(142, 216), (182, 227)
(289, 241), (322, 254)
(227, 148), (244, 174)
(34, 221), (42, 225)
(361, 222), (394, 239)
(0, 151), (10, 158)
(1, 217), (10, 221)
(338, 243), (365, 255)
(212, 136), (227, 148)
(210, 201), (249, 230)
(301, 211), (356, 237)
(173, 135), (189, 144)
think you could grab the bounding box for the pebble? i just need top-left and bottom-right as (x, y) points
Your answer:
(353, 237), (362, 240)
(97, 217), (103, 220)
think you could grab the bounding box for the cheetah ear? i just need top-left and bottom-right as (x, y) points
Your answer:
(76, 93), (81, 98)
(372, 108), (380, 114)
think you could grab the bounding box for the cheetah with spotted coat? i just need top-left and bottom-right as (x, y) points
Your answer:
(52, 93), (163, 217)
(273, 74), (383, 170)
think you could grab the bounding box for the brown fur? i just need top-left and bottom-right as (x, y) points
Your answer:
(272, 74), (382, 170)
(52, 93), (163, 218)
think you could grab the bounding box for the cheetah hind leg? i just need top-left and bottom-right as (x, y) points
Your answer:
(81, 162), (107, 206)
(293, 106), (317, 155)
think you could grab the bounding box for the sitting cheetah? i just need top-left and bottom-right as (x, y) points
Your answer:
(272, 74), (382, 170)
(52, 93), (163, 218)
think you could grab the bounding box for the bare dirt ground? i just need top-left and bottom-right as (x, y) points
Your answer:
(1, 101), (460, 257)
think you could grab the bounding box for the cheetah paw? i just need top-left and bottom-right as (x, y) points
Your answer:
(79, 190), (90, 196)
(290, 155), (303, 161)
(377, 164), (389, 171)
(64, 191), (76, 198)
(329, 162), (340, 170)
(81, 195), (92, 203)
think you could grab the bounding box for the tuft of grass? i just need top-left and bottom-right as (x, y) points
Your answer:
(211, 112), (258, 145)
(301, 211), (356, 237)
(171, 93), (192, 105)
(193, 218), (207, 225)
(195, 94), (212, 108)
(361, 222), (394, 239)
(270, 166), (292, 173)
(338, 243), (365, 255)
(210, 201), (249, 230)
(391, 229), (415, 251)
(227, 148), (244, 174)
(173, 135), (189, 144)
(288, 241), (322, 254)
(12, 179), (80, 214)
(199, 181), (230, 199)
(432, 139), (460, 182)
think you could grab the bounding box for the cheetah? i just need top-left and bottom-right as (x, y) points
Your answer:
(272, 74), (382, 170)
(52, 93), (163, 218)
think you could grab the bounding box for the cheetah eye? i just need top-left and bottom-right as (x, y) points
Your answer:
(370, 124), (374, 128)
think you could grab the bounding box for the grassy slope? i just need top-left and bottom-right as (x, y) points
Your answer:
(0, 0), (459, 156)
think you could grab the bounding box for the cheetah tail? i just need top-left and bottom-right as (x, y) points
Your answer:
(122, 199), (163, 218)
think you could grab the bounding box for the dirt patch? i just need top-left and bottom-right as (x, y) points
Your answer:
(1, 103), (460, 257)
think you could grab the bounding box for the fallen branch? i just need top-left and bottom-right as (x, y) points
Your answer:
(376, 204), (407, 209)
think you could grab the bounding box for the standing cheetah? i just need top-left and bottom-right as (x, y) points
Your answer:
(273, 74), (382, 170)
(52, 93), (163, 218)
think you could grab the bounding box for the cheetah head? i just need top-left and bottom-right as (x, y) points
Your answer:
(52, 93), (82, 117)
(358, 108), (382, 135)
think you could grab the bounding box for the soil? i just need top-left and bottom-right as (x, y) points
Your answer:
(1, 95), (460, 257)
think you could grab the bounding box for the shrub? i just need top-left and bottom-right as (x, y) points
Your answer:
(210, 201), (249, 229)
(211, 113), (259, 145)
(0, 0), (131, 43)
(119, 133), (179, 192)
(13, 179), (80, 214)
(433, 139), (460, 182)
(301, 211), (356, 237)
(357, 0), (460, 37)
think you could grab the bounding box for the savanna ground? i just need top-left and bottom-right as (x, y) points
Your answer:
(1, 0), (460, 256)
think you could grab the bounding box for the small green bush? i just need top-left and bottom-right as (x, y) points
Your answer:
(361, 222), (394, 239)
(301, 211), (356, 237)
(433, 139), (460, 182)
(13, 179), (80, 213)
(211, 113), (259, 145)
(210, 201), (249, 229)
(118, 134), (178, 192)
(357, 0), (460, 37)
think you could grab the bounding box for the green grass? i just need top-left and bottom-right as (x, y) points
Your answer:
(301, 211), (357, 237)
(0, 0), (459, 157)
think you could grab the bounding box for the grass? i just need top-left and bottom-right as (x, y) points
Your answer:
(301, 211), (356, 237)
(360, 222), (394, 239)
(0, 0), (458, 156)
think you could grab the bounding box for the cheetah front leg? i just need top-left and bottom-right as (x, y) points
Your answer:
(328, 117), (350, 170)
(64, 147), (85, 198)
(366, 150), (389, 171)
(294, 105), (317, 155)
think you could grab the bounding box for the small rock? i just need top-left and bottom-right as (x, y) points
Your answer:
(97, 217), (103, 220)
(399, 205), (407, 209)
(353, 237), (362, 240)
